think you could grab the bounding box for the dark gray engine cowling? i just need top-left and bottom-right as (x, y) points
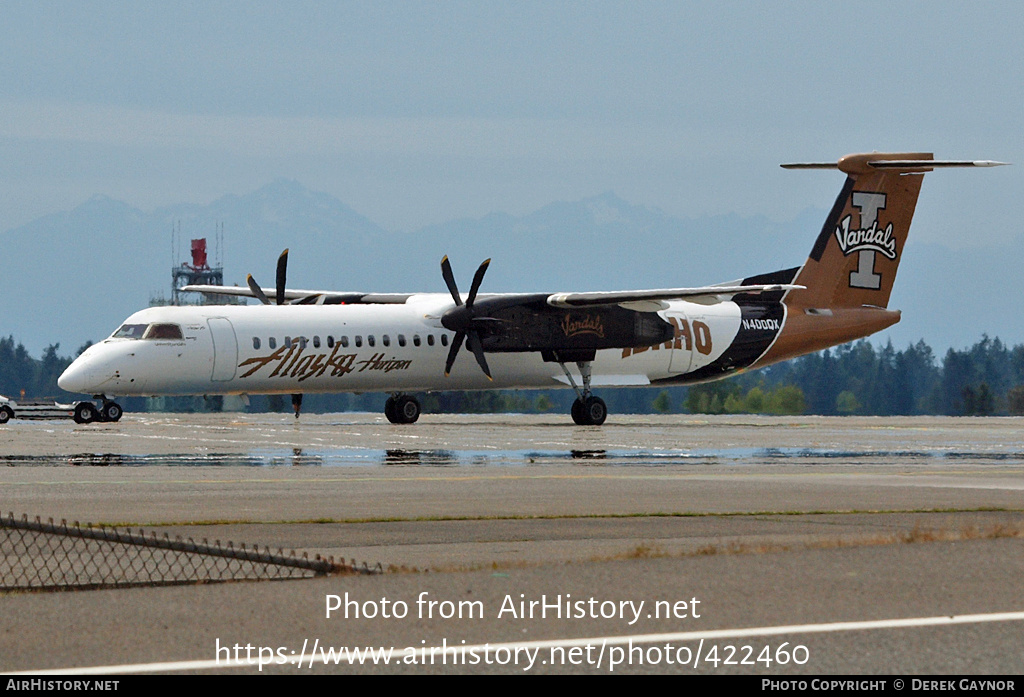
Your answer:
(462, 296), (675, 353)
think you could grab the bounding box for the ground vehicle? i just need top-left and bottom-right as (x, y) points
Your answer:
(0, 394), (113, 424)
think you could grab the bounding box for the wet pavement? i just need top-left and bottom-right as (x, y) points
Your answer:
(1, 413), (1023, 674)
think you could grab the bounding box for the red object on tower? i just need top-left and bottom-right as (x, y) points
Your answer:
(190, 239), (209, 269)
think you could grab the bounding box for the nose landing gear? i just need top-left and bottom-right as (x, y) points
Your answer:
(101, 401), (123, 422)
(73, 398), (124, 424)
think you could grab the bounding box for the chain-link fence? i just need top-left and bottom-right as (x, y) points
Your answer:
(1, 512), (380, 592)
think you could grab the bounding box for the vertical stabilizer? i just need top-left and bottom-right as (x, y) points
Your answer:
(786, 151), (932, 310)
(754, 152), (1005, 367)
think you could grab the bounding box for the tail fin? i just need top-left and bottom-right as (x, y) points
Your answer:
(753, 152), (1005, 367)
(785, 151), (932, 310)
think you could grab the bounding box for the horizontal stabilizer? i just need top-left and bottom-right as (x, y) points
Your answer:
(782, 159), (1008, 171)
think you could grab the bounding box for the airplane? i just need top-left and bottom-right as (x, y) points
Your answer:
(57, 151), (1005, 426)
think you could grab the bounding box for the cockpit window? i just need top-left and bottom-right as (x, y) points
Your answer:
(143, 324), (184, 340)
(112, 323), (184, 340)
(112, 324), (148, 340)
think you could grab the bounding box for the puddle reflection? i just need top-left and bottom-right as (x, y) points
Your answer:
(2, 447), (1023, 468)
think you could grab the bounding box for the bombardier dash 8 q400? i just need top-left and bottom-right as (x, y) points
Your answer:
(57, 152), (1004, 426)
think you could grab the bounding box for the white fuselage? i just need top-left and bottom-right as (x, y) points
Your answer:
(58, 294), (749, 397)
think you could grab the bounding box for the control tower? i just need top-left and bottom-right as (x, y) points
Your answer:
(171, 238), (225, 304)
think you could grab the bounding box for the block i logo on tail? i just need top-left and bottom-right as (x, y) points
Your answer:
(834, 191), (897, 290)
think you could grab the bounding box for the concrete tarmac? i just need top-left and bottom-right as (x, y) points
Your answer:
(1, 413), (1023, 675)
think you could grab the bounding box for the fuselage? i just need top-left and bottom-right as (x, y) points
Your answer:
(58, 293), (772, 398)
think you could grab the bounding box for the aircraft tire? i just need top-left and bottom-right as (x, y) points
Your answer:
(74, 402), (98, 424)
(395, 395), (421, 424)
(384, 396), (399, 424)
(572, 396), (607, 426)
(571, 398), (585, 425)
(583, 396), (608, 426)
(0, 406), (13, 424)
(101, 402), (123, 422)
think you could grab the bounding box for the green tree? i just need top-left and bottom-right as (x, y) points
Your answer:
(836, 390), (861, 415)
(652, 390), (672, 413)
(744, 386), (767, 413)
(766, 385), (805, 415)
(1007, 385), (1024, 415)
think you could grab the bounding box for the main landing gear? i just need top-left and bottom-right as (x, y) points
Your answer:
(385, 394), (421, 424)
(557, 359), (607, 426)
(73, 398), (124, 424)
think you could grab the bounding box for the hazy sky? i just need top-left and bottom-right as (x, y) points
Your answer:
(0, 1), (1020, 245)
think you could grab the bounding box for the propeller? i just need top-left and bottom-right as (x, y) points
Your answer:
(440, 256), (493, 380)
(247, 249), (290, 306)
(248, 249), (304, 417)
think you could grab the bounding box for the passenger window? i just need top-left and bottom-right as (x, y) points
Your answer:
(298, 337), (307, 349)
(341, 336), (349, 348)
(427, 335), (435, 346)
(144, 324), (184, 340)
(413, 335), (421, 347)
(355, 336), (362, 347)
(398, 335), (406, 347)
(269, 337), (277, 349)
(368, 335), (375, 347)
(313, 336), (321, 349)
(441, 334), (449, 346)
(382, 335), (390, 347)
(327, 336), (334, 348)
(285, 336), (292, 349)
(253, 337), (261, 350)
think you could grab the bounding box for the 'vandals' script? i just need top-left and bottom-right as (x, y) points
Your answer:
(833, 215), (898, 259)
(561, 314), (605, 338)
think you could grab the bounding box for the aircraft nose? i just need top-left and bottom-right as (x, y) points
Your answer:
(58, 353), (113, 395)
(58, 359), (92, 394)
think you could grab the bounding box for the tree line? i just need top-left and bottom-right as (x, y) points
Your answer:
(682, 335), (1024, 416)
(4, 334), (1024, 416)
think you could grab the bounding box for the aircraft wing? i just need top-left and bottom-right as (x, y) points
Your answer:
(181, 284), (412, 304)
(184, 283), (802, 309)
(546, 284), (803, 310)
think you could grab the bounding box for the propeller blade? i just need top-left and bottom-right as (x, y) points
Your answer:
(465, 258), (491, 307)
(466, 331), (492, 380)
(275, 248), (289, 306)
(246, 274), (272, 305)
(292, 294), (323, 305)
(441, 255), (462, 306)
(444, 331), (465, 376)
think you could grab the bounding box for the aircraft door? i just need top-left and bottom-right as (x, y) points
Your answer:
(208, 317), (238, 382)
(665, 311), (692, 375)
